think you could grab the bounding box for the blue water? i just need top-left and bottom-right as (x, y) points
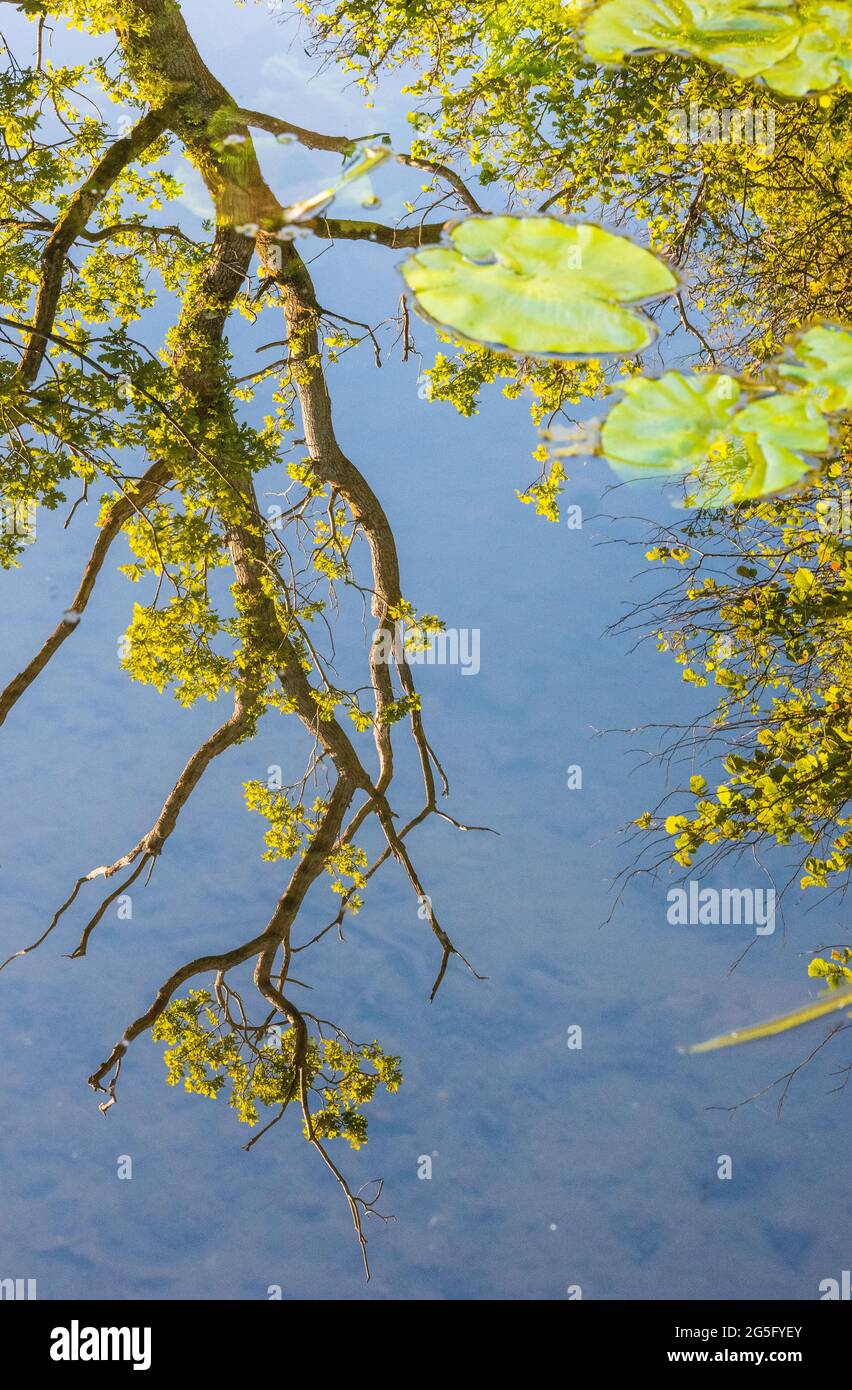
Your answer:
(1, 0), (850, 1301)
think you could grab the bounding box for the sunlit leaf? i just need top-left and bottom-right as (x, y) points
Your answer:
(693, 392), (829, 503)
(600, 370), (742, 476)
(723, 391), (830, 497)
(599, 370), (830, 502)
(583, 0), (852, 97)
(774, 323), (852, 413)
(400, 216), (678, 357)
(765, 4), (852, 95)
(685, 981), (852, 1053)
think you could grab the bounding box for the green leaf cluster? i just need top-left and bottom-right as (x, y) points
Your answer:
(152, 990), (402, 1146)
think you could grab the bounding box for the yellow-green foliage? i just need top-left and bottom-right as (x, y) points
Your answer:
(152, 990), (402, 1147)
(244, 782), (368, 906)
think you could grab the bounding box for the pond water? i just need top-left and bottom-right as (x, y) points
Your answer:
(0, 0), (849, 1301)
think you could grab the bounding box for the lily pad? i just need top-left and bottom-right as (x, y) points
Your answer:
(400, 216), (678, 357)
(773, 323), (852, 413)
(600, 370), (830, 502)
(600, 370), (742, 475)
(583, 0), (852, 97)
(688, 395), (830, 504)
(723, 391), (831, 497)
(762, 3), (852, 95)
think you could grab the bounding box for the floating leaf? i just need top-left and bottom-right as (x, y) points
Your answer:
(773, 323), (852, 413)
(600, 371), (742, 476)
(545, 419), (604, 458)
(400, 216), (678, 357)
(685, 980), (852, 1053)
(600, 370), (830, 502)
(721, 391), (830, 498)
(583, 0), (852, 97)
(765, 3), (852, 95)
(583, 0), (799, 75)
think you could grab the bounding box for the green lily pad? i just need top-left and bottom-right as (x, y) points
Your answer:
(732, 392), (829, 456)
(694, 391), (830, 502)
(773, 323), (852, 413)
(583, 0), (852, 97)
(761, 3), (852, 95)
(600, 370), (742, 475)
(400, 216), (678, 357)
(600, 370), (831, 503)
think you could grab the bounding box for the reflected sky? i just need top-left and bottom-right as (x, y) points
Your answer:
(0, 0), (850, 1302)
